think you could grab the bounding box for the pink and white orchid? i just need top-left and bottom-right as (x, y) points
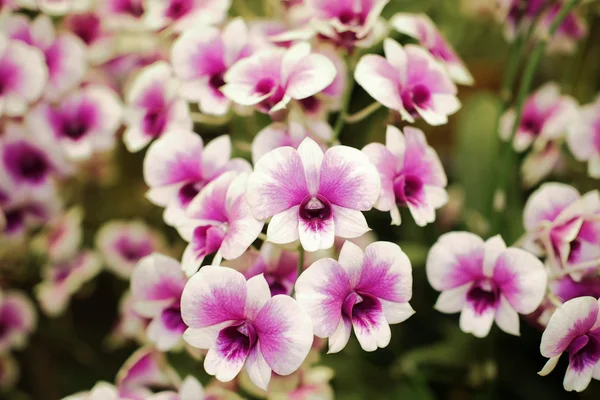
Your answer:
(4, 14), (87, 100)
(522, 183), (600, 280)
(539, 2), (587, 54)
(131, 253), (188, 351)
(222, 42), (337, 114)
(539, 296), (600, 392)
(32, 206), (83, 262)
(96, 220), (165, 279)
(390, 13), (474, 85)
(148, 376), (205, 400)
(362, 125), (448, 226)
(177, 171), (263, 276)
(143, 131), (251, 226)
(567, 95), (600, 179)
(305, 0), (388, 50)
(27, 85), (123, 161)
(0, 289), (37, 353)
(0, 35), (47, 117)
(355, 39), (460, 126)
(295, 241), (414, 352)
(145, 0), (231, 31)
(426, 232), (547, 338)
(181, 266), (313, 390)
(63, 12), (115, 64)
(123, 61), (192, 152)
(170, 18), (252, 116)
(247, 137), (380, 252)
(499, 82), (577, 153)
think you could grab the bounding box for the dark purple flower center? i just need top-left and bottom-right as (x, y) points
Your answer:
(68, 14), (102, 45)
(54, 266), (72, 283)
(567, 332), (600, 372)
(178, 182), (202, 206)
(411, 85), (431, 108)
(256, 78), (277, 96)
(161, 304), (186, 332)
(466, 280), (500, 315)
(393, 174), (423, 206)
(342, 292), (382, 328)
(299, 96), (321, 114)
(165, 0), (193, 19)
(115, 0), (144, 17)
(299, 195), (332, 221)
(51, 101), (98, 141)
(116, 238), (153, 263)
(4, 209), (24, 234)
(143, 108), (168, 138)
(3, 142), (51, 184)
(521, 115), (542, 135)
(216, 322), (257, 361)
(0, 59), (19, 95)
(337, 9), (366, 27)
(192, 225), (227, 258)
(209, 73), (226, 92)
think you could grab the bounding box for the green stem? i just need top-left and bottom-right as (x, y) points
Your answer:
(345, 102), (382, 123)
(291, 247), (304, 297)
(332, 53), (359, 141)
(490, 0), (580, 235)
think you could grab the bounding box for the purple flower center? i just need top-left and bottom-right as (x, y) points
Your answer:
(216, 322), (257, 361)
(567, 332), (600, 372)
(3, 142), (51, 184)
(256, 78), (277, 96)
(299, 96), (321, 114)
(115, 237), (153, 263)
(342, 292), (382, 328)
(521, 115), (542, 135)
(209, 73), (226, 92)
(161, 304), (186, 332)
(139, 85), (169, 137)
(51, 101), (98, 141)
(178, 182), (202, 207)
(4, 209), (24, 234)
(393, 174), (423, 206)
(68, 14), (102, 45)
(466, 280), (500, 315)
(143, 109), (168, 138)
(337, 9), (366, 27)
(192, 225), (227, 258)
(54, 266), (72, 283)
(299, 195), (332, 221)
(401, 84), (431, 116)
(165, 0), (193, 19)
(114, 0), (144, 17)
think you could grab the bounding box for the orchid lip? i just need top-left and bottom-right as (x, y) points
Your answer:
(466, 279), (500, 315)
(299, 194), (332, 222)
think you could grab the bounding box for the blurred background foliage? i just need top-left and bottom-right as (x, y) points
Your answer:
(4, 0), (600, 399)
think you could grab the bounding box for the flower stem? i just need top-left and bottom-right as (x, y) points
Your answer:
(291, 246), (304, 298)
(191, 112), (231, 125)
(345, 102), (382, 123)
(332, 53), (359, 141)
(211, 251), (223, 266)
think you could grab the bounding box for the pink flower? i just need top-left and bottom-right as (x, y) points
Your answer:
(36, 250), (102, 316)
(123, 61), (192, 152)
(4, 14), (87, 100)
(251, 118), (332, 164)
(538, 2), (587, 54)
(551, 275), (600, 304)
(497, 0), (546, 40)
(355, 39), (460, 126)
(143, 131), (251, 226)
(98, 0), (147, 31)
(522, 183), (600, 280)
(148, 376), (204, 400)
(27, 85), (123, 161)
(539, 296), (600, 392)
(107, 292), (150, 347)
(426, 233), (547, 338)
(567, 95), (600, 179)
(390, 13), (474, 85)
(499, 83), (577, 153)
(295, 241), (414, 352)
(96, 220), (165, 279)
(0, 290), (37, 353)
(181, 266), (313, 390)
(227, 242), (301, 296)
(305, 0), (388, 50)
(521, 142), (563, 188)
(0, 35), (47, 117)
(177, 171), (263, 276)
(247, 137), (380, 252)
(32, 207), (83, 263)
(131, 253), (188, 351)
(362, 125), (447, 226)
(116, 347), (174, 397)
(170, 18), (252, 116)
(63, 12), (115, 64)
(145, 0), (231, 31)
(222, 42), (337, 114)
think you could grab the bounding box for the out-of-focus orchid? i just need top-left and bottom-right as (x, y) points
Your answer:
(123, 61), (192, 152)
(145, 0), (231, 32)
(499, 83), (577, 153)
(538, 2), (587, 54)
(427, 233), (547, 338)
(0, 290), (37, 353)
(567, 95), (600, 179)
(171, 18), (252, 116)
(247, 137), (380, 252)
(390, 13), (474, 85)
(148, 376), (204, 400)
(32, 207), (83, 263)
(181, 266), (313, 390)
(363, 125), (448, 226)
(96, 220), (165, 279)
(355, 39), (460, 126)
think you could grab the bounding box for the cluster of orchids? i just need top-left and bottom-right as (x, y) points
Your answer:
(0, 0), (599, 397)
